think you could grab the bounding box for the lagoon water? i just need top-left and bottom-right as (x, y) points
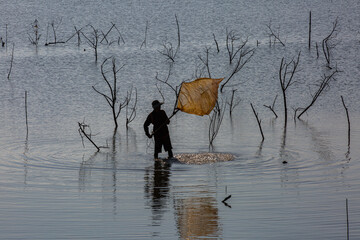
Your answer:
(1, 0), (360, 239)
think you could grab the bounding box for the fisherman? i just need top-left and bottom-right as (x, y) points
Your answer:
(144, 100), (173, 159)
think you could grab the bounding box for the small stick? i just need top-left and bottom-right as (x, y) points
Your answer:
(213, 33), (219, 53)
(7, 43), (14, 79)
(341, 96), (350, 147)
(251, 103), (265, 142)
(264, 95), (278, 118)
(222, 195), (231, 203)
(308, 11), (311, 50)
(6, 24), (8, 51)
(140, 20), (148, 49)
(78, 122), (100, 152)
(25, 91), (29, 137)
(316, 42), (319, 59)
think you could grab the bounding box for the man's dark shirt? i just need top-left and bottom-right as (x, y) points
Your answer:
(144, 109), (172, 153)
(144, 109), (170, 137)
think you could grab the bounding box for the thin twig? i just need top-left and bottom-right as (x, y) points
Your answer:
(25, 91), (28, 138)
(341, 96), (350, 148)
(7, 43), (14, 79)
(140, 20), (149, 49)
(264, 95), (278, 118)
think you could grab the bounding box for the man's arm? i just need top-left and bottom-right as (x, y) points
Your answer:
(162, 110), (170, 125)
(143, 114), (152, 138)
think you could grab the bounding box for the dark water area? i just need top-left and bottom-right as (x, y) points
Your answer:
(1, 0), (360, 239)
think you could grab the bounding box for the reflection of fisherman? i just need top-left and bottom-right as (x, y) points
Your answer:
(144, 100), (173, 159)
(144, 160), (171, 223)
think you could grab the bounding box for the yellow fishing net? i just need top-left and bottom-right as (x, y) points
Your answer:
(176, 78), (224, 116)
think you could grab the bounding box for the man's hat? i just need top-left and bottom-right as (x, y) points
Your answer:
(152, 100), (163, 108)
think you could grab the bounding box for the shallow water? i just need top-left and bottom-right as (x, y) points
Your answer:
(1, 0), (360, 239)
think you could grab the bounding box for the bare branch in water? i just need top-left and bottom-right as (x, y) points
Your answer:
(264, 95), (278, 118)
(251, 103), (264, 142)
(297, 68), (339, 119)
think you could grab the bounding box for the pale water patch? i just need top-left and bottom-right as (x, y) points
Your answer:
(174, 152), (235, 165)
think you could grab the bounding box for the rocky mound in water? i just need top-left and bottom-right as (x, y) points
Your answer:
(174, 152), (234, 165)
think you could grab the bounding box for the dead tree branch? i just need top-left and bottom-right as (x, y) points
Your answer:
(264, 94), (278, 118)
(45, 18), (65, 45)
(100, 23), (116, 44)
(158, 15), (180, 62)
(92, 57), (128, 130)
(111, 22), (125, 44)
(65, 25), (87, 46)
(175, 14), (180, 52)
(279, 52), (301, 126)
(322, 18), (339, 69)
(140, 20), (149, 49)
(341, 95), (350, 148)
(78, 121), (108, 152)
(126, 87), (137, 128)
(155, 64), (181, 113)
(209, 101), (226, 146)
(213, 33), (220, 53)
(251, 103), (264, 142)
(266, 21), (285, 46)
(198, 46), (212, 78)
(220, 46), (255, 92)
(226, 29), (250, 64)
(7, 43), (14, 80)
(227, 89), (241, 116)
(297, 68), (339, 119)
(28, 19), (41, 46)
(81, 25), (100, 62)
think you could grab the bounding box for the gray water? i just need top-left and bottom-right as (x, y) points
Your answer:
(1, 0), (360, 239)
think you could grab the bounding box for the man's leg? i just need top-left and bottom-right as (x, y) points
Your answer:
(167, 149), (173, 158)
(154, 138), (161, 159)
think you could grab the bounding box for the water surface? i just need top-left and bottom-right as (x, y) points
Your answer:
(1, 0), (360, 239)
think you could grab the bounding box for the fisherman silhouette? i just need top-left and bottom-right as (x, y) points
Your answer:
(144, 100), (173, 159)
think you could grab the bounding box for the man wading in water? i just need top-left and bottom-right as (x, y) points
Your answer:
(144, 100), (174, 159)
